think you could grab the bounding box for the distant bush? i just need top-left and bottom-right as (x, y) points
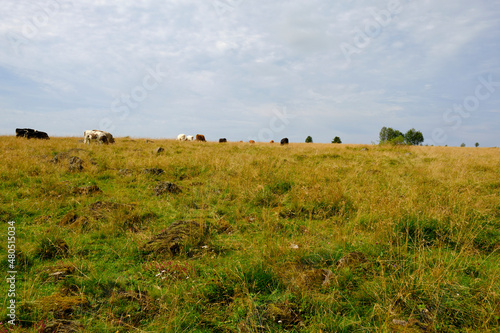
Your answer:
(332, 136), (342, 144)
(305, 136), (313, 143)
(388, 135), (405, 145)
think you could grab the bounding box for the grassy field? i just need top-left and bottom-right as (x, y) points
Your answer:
(0, 136), (499, 332)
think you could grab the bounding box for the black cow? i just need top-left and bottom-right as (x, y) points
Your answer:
(280, 138), (289, 145)
(219, 138), (227, 143)
(16, 128), (50, 139)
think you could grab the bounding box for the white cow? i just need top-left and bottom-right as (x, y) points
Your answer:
(186, 135), (194, 141)
(84, 130), (115, 144)
(177, 134), (186, 141)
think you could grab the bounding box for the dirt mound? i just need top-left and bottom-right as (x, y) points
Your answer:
(264, 301), (304, 329)
(50, 149), (86, 164)
(73, 185), (101, 195)
(38, 319), (83, 333)
(143, 168), (164, 175)
(68, 156), (84, 172)
(59, 212), (91, 230)
(37, 293), (89, 319)
(141, 220), (209, 256)
(154, 181), (181, 195)
(36, 238), (69, 259)
(60, 212), (78, 225)
(50, 150), (86, 172)
(336, 251), (367, 269)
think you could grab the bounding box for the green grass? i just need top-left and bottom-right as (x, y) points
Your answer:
(0, 137), (499, 332)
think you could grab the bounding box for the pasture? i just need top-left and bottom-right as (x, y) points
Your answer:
(0, 136), (499, 332)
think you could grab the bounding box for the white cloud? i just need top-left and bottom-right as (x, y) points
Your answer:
(0, 0), (499, 146)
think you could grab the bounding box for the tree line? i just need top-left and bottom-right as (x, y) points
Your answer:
(303, 127), (423, 145)
(379, 127), (424, 145)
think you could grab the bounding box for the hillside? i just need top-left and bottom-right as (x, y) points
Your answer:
(1, 137), (499, 332)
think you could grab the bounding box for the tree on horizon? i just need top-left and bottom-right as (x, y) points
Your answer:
(332, 136), (342, 144)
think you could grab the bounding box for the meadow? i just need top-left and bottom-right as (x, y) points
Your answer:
(0, 136), (499, 332)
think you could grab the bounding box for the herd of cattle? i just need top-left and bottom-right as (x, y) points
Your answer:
(15, 128), (290, 145)
(15, 128), (50, 139)
(176, 133), (289, 145)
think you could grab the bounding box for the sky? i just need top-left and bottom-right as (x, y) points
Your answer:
(0, 0), (499, 146)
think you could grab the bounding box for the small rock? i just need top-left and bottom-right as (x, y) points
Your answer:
(118, 169), (132, 176)
(290, 243), (299, 249)
(392, 319), (407, 326)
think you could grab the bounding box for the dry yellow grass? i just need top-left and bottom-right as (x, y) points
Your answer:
(0, 136), (499, 332)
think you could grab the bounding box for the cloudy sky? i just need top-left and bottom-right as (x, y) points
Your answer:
(1, 0), (499, 146)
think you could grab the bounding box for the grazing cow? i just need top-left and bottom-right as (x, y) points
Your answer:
(177, 134), (186, 141)
(280, 138), (289, 145)
(15, 128), (50, 139)
(219, 138), (227, 143)
(249, 140), (255, 144)
(104, 131), (115, 143)
(84, 130), (115, 145)
(270, 140), (274, 143)
(196, 134), (206, 142)
(186, 135), (194, 141)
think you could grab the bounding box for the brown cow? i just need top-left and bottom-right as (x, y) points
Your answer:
(270, 140), (274, 143)
(219, 138), (227, 143)
(196, 134), (206, 142)
(249, 140), (255, 144)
